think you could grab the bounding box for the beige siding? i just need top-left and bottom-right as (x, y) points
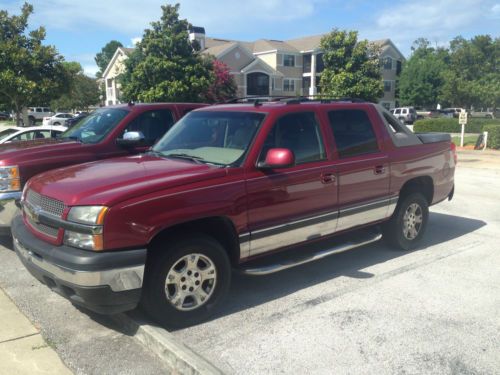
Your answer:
(257, 53), (277, 69)
(219, 46), (254, 71)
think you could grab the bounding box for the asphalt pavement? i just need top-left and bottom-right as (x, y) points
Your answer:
(0, 152), (499, 374)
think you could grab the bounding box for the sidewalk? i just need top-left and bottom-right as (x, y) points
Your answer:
(0, 288), (72, 375)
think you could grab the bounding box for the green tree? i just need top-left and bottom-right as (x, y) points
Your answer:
(51, 62), (100, 110)
(398, 38), (449, 107)
(0, 3), (69, 125)
(319, 29), (383, 102)
(440, 35), (500, 108)
(94, 40), (123, 78)
(120, 3), (212, 103)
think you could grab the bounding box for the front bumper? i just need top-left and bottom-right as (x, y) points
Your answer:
(0, 191), (21, 235)
(12, 214), (147, 314)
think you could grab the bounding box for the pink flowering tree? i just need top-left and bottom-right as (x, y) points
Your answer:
(204, 60), (237, 103)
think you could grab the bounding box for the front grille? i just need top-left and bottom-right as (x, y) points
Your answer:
(24, 189), (65, 238)
(26, 189), (65, 217)
(25, 214), (60, 237)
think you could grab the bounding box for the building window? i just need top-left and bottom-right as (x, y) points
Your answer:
(107, 79), (113, 88)
(382, 57), (393, 70)
(302, 77), (311, 95)
(316, 53), (324, 73)
(283, 54), (295, 67)
(384, 80), (392, 92)
(396, 60), (402, 75)
(247, 72), (270, 96)
(303, 54), (311, 73)
(284, 79), (295, 92)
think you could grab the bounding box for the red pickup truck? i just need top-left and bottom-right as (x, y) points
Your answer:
(12, 99), (456, 328)
(0, 102), (206, 234)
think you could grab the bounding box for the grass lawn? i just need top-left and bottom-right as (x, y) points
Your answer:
(452, 135), (479, 146)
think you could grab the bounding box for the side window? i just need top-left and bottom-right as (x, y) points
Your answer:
(12, 131), (35, 141)
(36, 108), (43, 113)
(35, 130), (51, 139)
(124, 109), (175, 145)
(394, 109), (401, 114)
(259, 112), (326, 165)
(328, 110), (379, 158)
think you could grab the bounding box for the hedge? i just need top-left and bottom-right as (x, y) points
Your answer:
(484, 125), (500, 149)
(413, 118), (500, 133)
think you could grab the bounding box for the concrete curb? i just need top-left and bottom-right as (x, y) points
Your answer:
(111, 312), (223, 375)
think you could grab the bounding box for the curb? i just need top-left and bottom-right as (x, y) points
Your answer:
(111, 312), (223, 375)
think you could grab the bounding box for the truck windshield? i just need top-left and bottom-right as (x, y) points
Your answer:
(153, 111), (265, 166)
(60, 108), (129, 144)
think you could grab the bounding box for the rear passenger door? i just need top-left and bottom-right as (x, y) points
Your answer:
(326, 108), (392, 232)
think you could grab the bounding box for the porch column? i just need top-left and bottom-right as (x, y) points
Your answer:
(309, 53), (317, 97)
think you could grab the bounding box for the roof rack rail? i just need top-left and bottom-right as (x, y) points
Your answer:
(222, 95), (368, 106)
(223, 96), (291, 104)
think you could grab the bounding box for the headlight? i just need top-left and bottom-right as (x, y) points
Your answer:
(64, 231), (103, 251)
(0, 166), (20, 192)
(64, 206), (108, 250)
(66, 206), (108, 225)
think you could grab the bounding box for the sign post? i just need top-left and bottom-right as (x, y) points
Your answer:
(459, 110), (467, 147)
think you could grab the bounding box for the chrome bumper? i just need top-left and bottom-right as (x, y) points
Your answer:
(14, 236), (144, 292)
(0, 191), (21, 233)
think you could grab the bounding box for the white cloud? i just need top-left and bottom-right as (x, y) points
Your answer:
(14, 0), (323, 35)
(130, 37), (141, 46)
(82, 64), (99, 77)
(492, 3), (500, 16)
(361, 0), (498, 56)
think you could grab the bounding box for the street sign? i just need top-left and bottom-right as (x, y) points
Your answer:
(459, 110), (467, 147)
(459, 111), (467, 125)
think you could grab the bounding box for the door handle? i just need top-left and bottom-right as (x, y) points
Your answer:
(320, 173), (336, 184)
(374, 165), (386, 175)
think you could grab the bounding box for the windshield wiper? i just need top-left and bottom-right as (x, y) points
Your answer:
(164, 153), (206, 164)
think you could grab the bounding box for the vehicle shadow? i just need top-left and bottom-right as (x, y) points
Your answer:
(92, 211), (486, 333)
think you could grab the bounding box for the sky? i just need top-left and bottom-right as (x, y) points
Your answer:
(1, 0), (499, 77)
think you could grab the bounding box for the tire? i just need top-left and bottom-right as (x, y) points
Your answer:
(141, 234), (231, 329)
(383, 193), (429, 250)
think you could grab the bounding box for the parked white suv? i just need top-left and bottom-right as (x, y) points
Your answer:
(391, 107), (417, 124)
(27, 107), (54, 125)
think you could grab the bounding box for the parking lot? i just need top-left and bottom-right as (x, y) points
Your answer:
(0, 151), (499, 374)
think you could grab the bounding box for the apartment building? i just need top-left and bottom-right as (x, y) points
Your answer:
(102, 28), (405, 109)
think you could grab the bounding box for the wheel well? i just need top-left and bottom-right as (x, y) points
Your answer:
(399, 176), (434, 205)
(148, 217), (240, 265)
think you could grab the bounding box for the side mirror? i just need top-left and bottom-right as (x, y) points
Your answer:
(257, 148), (295, 169)
(116, 131), (145, 147)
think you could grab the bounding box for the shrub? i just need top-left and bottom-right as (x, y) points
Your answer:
(484, 125), (500, 149)
(413, 118), (500, 133)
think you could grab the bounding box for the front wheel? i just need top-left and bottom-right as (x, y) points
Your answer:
(383, 193), (429, 250)
(141, 234), (231, 329)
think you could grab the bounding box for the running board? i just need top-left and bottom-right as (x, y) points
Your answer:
(239, 231), (382, 276)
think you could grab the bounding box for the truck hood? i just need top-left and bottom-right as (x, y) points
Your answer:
(0, 139), (81, 166)
(29, 154), (227, 206)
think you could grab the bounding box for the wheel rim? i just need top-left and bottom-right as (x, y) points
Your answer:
(165, 253), (217, 311)
(403, 203), (423, 240)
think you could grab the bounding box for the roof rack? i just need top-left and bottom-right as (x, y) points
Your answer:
(222, 96), (368, 107)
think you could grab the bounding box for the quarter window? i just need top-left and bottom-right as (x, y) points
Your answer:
(328, 110), (379, 158)
(259, 112), (325, 164)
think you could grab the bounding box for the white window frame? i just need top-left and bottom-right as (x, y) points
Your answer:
(283, 78), (296, 92)
(283, 54), (295, 67)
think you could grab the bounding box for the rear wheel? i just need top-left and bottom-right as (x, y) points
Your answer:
(383, 193), (429, 250)
(141, 234), (231, 328)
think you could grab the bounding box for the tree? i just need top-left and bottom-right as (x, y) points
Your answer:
(440, 35), (500, 108)
(203, 60), (237, 103)
(0, 3), (69, 125)
(51, 62), (100, 110)
(120, 3), (212, 103)
(398, 38), (449, 108)
(95, 40), (123, 78)
(319, 29), (383, 102)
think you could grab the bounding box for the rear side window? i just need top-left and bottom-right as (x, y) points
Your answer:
(328, 110), (379, 158)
